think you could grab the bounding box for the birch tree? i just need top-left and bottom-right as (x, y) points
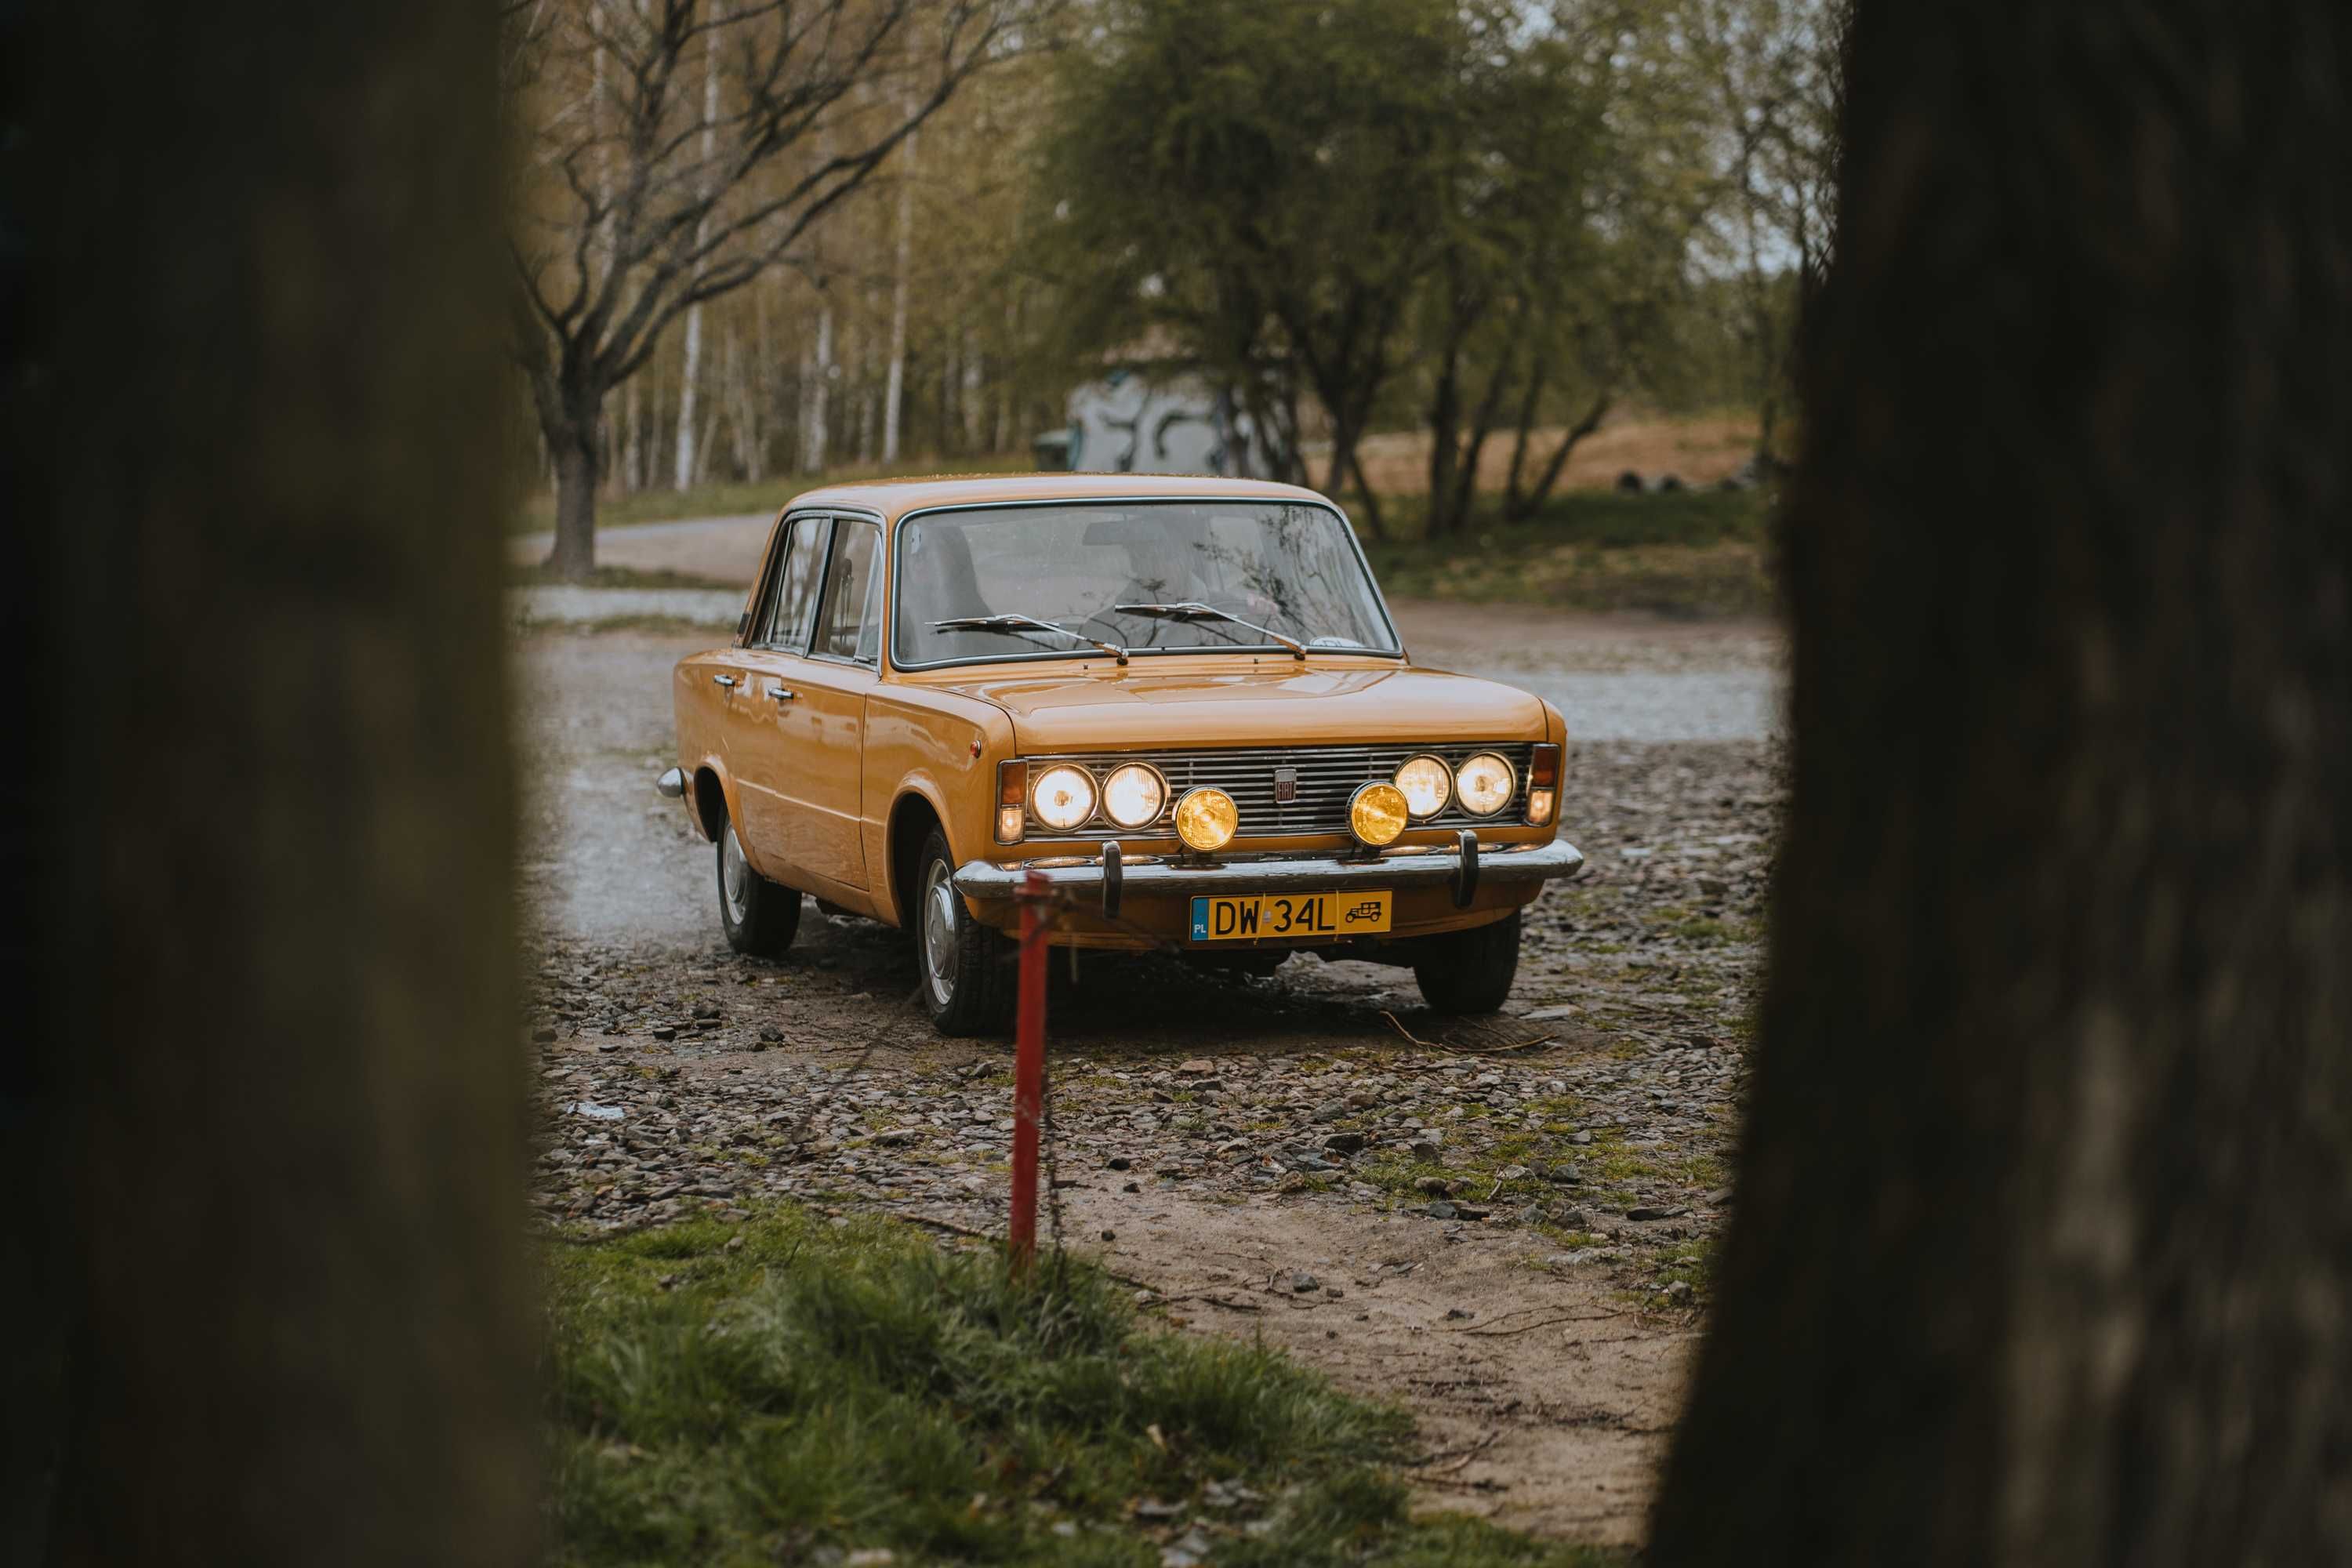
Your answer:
(882, 114), (916, 463)
(673, 23), (720, 492)
(506, 0), (1028, 576)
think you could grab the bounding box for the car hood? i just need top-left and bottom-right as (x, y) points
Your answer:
(929, 660), (1550, 752)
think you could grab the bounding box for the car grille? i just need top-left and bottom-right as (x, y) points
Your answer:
(1022, 742), (1537, 840)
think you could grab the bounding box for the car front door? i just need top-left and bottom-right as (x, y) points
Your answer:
(734, 514), (882, 892)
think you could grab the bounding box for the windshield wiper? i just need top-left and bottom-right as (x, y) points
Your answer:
(930, 613), (1128, 664)
(1112, 601), (1308, 660)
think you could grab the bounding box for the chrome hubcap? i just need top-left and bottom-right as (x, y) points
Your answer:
(921, 861), (960, 1008)
(721, 822), (751, 924)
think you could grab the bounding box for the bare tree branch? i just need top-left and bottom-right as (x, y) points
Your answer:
(503, 0), (1040, 575)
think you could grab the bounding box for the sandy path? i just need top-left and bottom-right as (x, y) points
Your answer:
(1064, 1189), (1693, 1541)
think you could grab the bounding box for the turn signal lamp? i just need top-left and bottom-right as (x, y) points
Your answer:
(1174, 787), (1239, 853)
(1454, 752), (1515, 817)
(996, 760), (1027, 844)
(1526, 743), (1560, 827)
(1348, 782), (1410, 848)
(1392, 754), (1452, 818)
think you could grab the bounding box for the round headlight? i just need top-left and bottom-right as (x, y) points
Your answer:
(1348, 781), (1410, 847)
(1392, 755), (1453, 818)
(1174, 787), (1238, 852)
(1030, 764), (1097, 831)
(1454, 753), (1515, 817)
(1101, 763), (1167, 829)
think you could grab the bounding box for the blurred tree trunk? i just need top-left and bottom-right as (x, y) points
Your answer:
(27, 2), (535, 1565)
(1650, 4), (2352, 1566)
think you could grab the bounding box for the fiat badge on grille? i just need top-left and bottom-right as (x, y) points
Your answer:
(1272, 765), (1298, 804)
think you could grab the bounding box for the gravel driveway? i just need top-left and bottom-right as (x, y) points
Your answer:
(517, 607), (1781, 1544)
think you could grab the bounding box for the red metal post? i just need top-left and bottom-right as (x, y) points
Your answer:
(1009, 868), (1050, 1273)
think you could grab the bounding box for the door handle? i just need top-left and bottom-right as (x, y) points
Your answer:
(711, 674), (737, 688)
(765, 684), (796, 702)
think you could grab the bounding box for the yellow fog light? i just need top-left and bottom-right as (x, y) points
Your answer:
(1101, 763), (1167, 829)
(1174, 787), (1238, 852)
(1454, 752), (1515, 817)
(1392, 754), (1452, 818)
(1030, 764), (1096, 831)
(1348, 781), (1410, 847)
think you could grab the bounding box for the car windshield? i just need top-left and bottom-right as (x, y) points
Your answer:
(892, 500), (1399, 667)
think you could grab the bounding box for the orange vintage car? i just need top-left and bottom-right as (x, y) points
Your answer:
(656, 474), (1583, 1033)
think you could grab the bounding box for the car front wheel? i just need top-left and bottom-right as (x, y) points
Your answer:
(717, 816), (800, 957)
(1412, 909), (1521, 1014)
(915, 826), (1012, 1036)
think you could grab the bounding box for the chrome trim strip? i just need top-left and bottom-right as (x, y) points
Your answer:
(951, 837), (1584, 902)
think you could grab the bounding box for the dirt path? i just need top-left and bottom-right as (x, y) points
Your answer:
(1065, 1190), (1693, 1541)
(518, 617), (1777, 1545)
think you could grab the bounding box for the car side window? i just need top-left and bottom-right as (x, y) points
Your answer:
(759, 514), (831, 652)
(814, 521), (880, 662)
(739, 516), (790, 644)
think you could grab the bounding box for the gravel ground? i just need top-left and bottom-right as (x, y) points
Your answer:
(517, 610), (1781, 1543)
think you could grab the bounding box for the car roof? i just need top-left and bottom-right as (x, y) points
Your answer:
(779, 471), (1337, 523)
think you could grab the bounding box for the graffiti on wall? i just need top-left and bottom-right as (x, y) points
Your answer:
(1065, 369), (1277, 477)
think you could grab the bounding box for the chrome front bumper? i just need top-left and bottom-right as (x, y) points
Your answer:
(953, 833), (1584, 918)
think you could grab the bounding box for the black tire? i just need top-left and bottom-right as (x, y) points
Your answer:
(1412, 909), (1522, 1014)
(717, 815), (800, 957)
(913, 826), (1013, 1036)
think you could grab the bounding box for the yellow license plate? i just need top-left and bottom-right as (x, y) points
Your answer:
(1189, 891), (1392, 941)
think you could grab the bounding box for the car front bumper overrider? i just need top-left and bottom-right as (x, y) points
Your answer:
(953, 833), (1584, 919)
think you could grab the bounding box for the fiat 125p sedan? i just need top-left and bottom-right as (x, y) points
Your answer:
(656, 474), (1583, 1034)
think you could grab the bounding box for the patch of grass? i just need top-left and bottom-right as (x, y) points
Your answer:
(1359, 488), (1774, 615)
(1576, 1130), (1726, 1200)
(545, 1205), (1613, 1566)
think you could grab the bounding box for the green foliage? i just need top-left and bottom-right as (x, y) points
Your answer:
(544, 1207), (1617, 1566)
(1031, 0), (1497, 494)
(1031, 0), (1726, 536)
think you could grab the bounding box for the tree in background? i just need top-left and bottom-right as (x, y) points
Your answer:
(1033, 0), (1475, 539)
(1415, 0), (1714, 534)
(1036, 0), (1717, 540)
(1650, 1), (2352, 1562)
(1687, 0), (1842, 470)
(507, 0), (1027, 577)
(20, 1), (537, 1562)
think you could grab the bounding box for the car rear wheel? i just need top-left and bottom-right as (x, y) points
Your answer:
(717, 816), (800, 957)
(915, 826), (1013, 1036)
(1412, 909), (1521, 1014)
